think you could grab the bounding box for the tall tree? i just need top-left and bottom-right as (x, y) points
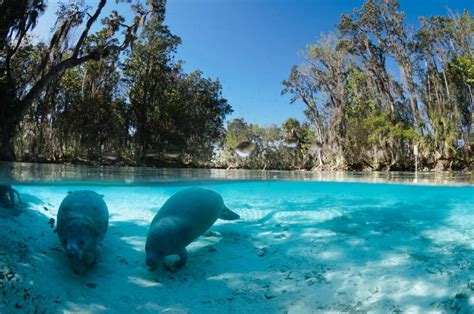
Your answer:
(123, 14), (181, 156)
(284, 0), (472, 170)
(0, 0), (163, 160)
(124, 15), (232, 164)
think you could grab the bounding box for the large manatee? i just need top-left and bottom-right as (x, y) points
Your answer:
(57, 190), (109, 274)
(145, 187), (239, 270)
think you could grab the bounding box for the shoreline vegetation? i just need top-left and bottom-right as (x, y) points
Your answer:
(3, 157), (473, 172)
(1, 162), (473, 187)
(1, 0), (473, 171)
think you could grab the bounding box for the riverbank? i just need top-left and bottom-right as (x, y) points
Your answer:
(3, 156), (473, 175)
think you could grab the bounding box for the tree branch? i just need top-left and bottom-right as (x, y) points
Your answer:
(72, 0), (107, 58)
(5, 28), (29, 84)
(16, 0), (151, 124)
(19, 46), (113, 119)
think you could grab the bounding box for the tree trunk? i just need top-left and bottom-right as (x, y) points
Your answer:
(0, 120), (16, 161)
(398, 63), (419, 123)
(0, 98), (29, 161)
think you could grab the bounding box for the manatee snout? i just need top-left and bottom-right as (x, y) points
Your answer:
(66, 241), (83, 259)
(146, 255), (158, 270)
(145, 246), (163, 271)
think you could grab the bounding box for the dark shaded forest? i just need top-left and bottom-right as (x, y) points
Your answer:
(1, 0), (231, 167)
(0, 0), (472, 170)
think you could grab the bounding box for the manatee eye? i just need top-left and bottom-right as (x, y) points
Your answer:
(79, 240), (85, 246)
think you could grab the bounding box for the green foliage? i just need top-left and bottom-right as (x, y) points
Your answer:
(462, 57), (474, 84)
(0, 1), (170, 161)
(362, 113), (416, 144)
(218, 117), (316, 170)
(9, 2), (232, 166)
(225, 119), (251, 149)
(122, 15), (232, 165)
(451, 54), (474, 85)
(284, 1), (473, 170)
(2, 0), (473, 170)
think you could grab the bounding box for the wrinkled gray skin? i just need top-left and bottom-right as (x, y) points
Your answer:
(57, 190), (109, 274)
(146, 187), (239, 271)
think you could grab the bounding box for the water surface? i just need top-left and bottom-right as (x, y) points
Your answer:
(1, 162), (473, 185)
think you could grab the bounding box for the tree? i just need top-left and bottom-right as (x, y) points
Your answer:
(284, 0), (472, 170)
(124, 15), (232, 165)
(0, 0), (164, 160)
(123, 14), (181, 157)
(415, 11), (473, 168)
(2, 0), (232, 166)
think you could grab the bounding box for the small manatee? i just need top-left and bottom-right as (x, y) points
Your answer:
(56, 190), (109, 274)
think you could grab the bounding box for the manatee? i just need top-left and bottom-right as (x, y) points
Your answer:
(145, 187), (239, 270)
(56, 190), (109, 274)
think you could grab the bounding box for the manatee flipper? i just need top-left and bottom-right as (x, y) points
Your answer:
(175, 248), (188, 269)
(219, 205), (240, 221)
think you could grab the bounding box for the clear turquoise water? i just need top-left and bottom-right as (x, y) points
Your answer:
(1, 163), (474, 312)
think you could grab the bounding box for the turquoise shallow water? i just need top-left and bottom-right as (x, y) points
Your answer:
(1, 164), (474, 312)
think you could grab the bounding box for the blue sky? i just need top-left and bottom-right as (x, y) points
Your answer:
(35, 0), (473, 126)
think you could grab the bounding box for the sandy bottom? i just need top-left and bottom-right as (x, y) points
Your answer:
(1, 182), (474, 313)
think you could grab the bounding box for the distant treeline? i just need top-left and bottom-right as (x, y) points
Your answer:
(1, 0), (473, 170)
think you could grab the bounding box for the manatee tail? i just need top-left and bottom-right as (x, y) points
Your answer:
(219, 205), (240, 220)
